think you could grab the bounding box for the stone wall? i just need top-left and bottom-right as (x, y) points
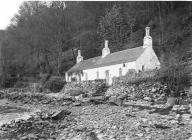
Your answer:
(105, 80), (168, 103)
(62, 79), (106, 96)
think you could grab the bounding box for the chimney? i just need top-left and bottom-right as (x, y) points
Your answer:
(105, 40), (108, 48)
(102, 40), (110, 57)
(145, 27), (150, 36)
(76, 50), (83, 63)
(143, 27), (152, 48)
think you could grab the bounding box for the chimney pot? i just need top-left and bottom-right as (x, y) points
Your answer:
(77, 50), (83, 63)
(105, 40), (108, 48)
(145, 27), (150, 36)
(78, 50), (81, 56)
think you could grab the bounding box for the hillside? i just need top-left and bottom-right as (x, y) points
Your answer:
(0, 1), (191, 80)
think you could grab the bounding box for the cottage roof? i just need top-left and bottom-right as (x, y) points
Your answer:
(67, 46), (145, 73)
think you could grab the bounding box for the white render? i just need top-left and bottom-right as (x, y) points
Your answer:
(66, 27), (160, 85)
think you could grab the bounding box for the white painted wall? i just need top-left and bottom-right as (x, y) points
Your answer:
(135, 46), (160, 71)
(66, 47), (160, 83)
(66, 62), (136, 83)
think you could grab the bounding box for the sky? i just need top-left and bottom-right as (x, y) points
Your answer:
(0, 0), (23, 30)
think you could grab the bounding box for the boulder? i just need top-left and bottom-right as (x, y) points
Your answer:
(90, 96), (105, 104)
(50, 110), (71, 120)
(108, 97), (123, 106)
(166, 97), (177, 107)
(182, 114), (191, 121)
(68, 89), (84, 96)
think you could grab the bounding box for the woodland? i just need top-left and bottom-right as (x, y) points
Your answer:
(0, 1), (191, 86)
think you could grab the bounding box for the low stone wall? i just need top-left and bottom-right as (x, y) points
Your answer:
(61, 79), (106, 96)
(106, 80), (168, 103)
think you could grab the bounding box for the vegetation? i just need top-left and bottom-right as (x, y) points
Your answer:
(43, 76), (65, 93)
(0, 1), (191, 91)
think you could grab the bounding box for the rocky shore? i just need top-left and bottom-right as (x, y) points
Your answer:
(0, 79), (191, 140)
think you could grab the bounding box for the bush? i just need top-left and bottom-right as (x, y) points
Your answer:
(43, 76), (66, 93)
(113, 70), (158, 85)
(158, 50), (191, 97)
(14, 81), (29, 88)
(2, 76), (18, 88)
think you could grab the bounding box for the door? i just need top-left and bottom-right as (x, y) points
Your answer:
(105, 70), (109, 86)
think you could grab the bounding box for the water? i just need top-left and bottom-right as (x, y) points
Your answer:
(0, 105), (29, 114)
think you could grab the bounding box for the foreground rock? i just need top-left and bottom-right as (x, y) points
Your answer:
(0, 101), (192, 140)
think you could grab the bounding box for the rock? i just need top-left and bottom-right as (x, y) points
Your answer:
(117, 94), (127, 100)
(145, 135), (152, 139)
(125, 136), (131, 140)
(20, 136), (28, 140)
(170, 120), (178, 124)
(125, 114), (136, 117)
(97, 133), (105, 139)
(180, 105), (190, 111)
(108, 97), (123, 106)
(144, 97), (151, 101)
(73, 102), (81, 106)
(91, 96), (104, 101)
(176, 114), (181, 120)
(151, 88), (157, 93)
(74, 125), (87, 132)
(69, 89), (84, 96)
(136, 133), (144, 137)
(142, 118), (148, 122)
(62, 101), (72, 106)
(189, 104), (192, 114)
(172, 105), (180, 111)
(166, 97), (177, 107)
(51, 110), (71, 120)
(87, 132), (100, 140)
(154, 124), (171, 129)
(182, 114), (191, 121)
(90, 96), (105, 104)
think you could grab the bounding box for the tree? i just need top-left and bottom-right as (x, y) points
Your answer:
(97, 4), (129, 52)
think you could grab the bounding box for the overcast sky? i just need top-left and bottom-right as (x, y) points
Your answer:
(0, 0), (23, 30)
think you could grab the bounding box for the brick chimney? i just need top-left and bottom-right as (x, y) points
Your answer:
(102, 40), (110, 57)
(76, 50), (83, 63)
(143, 27), (152, 48)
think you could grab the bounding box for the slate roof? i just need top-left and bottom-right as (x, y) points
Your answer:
(67, 46), (145, 73)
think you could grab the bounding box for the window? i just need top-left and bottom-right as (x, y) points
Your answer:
(119, 68), (122, 76)
(85, 73), (88, 80)
(123, 64), (126, 67)
(142, 65), (144, 71)
(96, 71), (99, 79)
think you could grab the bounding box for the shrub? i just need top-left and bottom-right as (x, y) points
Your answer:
(113, 69), (158, 85)
(2, 76), (18, 88)
(43, 76), (66, 93)
(29, 82), (43, 93)
(158, 50), (191, 97)
(14, 81), (29, 88)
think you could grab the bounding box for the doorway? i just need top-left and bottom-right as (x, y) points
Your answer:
(105, 70), (109, 86)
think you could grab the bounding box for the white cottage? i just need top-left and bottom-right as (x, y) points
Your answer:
(66, 27), (160, 85)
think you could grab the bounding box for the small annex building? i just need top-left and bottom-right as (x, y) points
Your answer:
(66, 27), (160, 85)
